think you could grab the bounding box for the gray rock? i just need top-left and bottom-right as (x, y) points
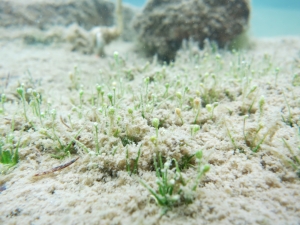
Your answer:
(0, 0), (138, 41)
(134, 0), (250, 61)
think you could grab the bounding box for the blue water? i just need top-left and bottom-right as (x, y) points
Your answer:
(124, 0), (300, 37)
(124, 0), (145, 7)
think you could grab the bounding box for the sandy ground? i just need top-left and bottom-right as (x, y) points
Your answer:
(0, 36), (300, 225)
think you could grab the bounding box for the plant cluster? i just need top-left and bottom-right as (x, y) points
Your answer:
(1, 40), (299, 215)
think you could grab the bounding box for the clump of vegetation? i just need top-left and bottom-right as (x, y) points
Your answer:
(282, 125), (300, 177)
(139, 151), (210, 214)
(0, 137), (20, 174)
(243, 116), (273, 153)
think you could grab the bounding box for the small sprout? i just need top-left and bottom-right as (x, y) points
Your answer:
(202, 164), (210, 173)
(152, 118), (160, 138)
(96, 84), (102, 93)
(1, 93), (6, 114)
(1, 94), (6, 101)
(150, 135), (157, 144)
(195, 150), (203, 159)
(128, 108), (133, 115)
(79, 89), (84, 98)
(275, 67), (280, 85)
(78, 89), (84, 118)
(108, 106), (115, 135)
(144, 77), (150, 84)
(94, 122), (100, 154)
(193, 98), (201, 124)
(194, 98), (201, 109)
(206, 102), (218, 120)
(139, 152), (210, 214)
(16, 86), (24, 97)
(175, 108), (184, 124)
(206, 104), (212, 112)
(191, 124), (200, 137)
(107, 93), (113, 106)
(17, 86), (28, 122)
(50, 109), (57, 123)
(259, 95), (265, 117)
(112, 50), (120, 65)
(96, 84), (102, 106)
(176, 92), (182, 108)
(108, 106), (115, 116)
(126, 145), (142, 175)
(247, 85), (257, 98)
(163, 83), (170, 97)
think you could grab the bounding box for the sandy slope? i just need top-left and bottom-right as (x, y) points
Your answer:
(0, 36), (300, 225)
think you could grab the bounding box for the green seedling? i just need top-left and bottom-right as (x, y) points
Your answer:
(292, 73), (300, 86)
(282, 138), (300, 177)
(282, 93), (293, 127)
(108, 106), (115, 136)
(67, 113), (74, 130)
(206, 102), (218, 120)
(107, 93), (113, 106)
(199, 76), (221, 106)
(190, 124), (200, 137)
(144, 77), (150, 104)
(224, 121), (239, 151)
(175, 108), (184, 124)
(241, 83), (258, 115)
(17, 86), (29, 122)
(49, 128), (82, 159)
(79, 89), (84, 118)
(178, 153), (197, 170)
(69, 66), (81, 90)
(126, 145), (141, 175)
(139, 151), (210, 215)
(258, 95), (265, 119)
(176, 91), (183, 109)
(0, 137), (20, 173)
(138, 154), (183, 214)
(274, 67), (280, 86)
(94, 122), (100, 154)
(1, 93), (6, 113)
(243, 116), (270, 153)
(127, 108), (134, 122)
(163, 83), (169, 98)
(96, 84), (102, 107)
(29, 90), (43, 125)
(193, 98), (201, 124)
(152, 118), (159, 139)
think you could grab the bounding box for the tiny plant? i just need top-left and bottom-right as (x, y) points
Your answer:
(243, 116), (270, 153)
(126, 145), (141, 175)
(282, 93), (293, 127)
(175, 108), (184, 124)
(1, 93), (6, 114)
(17, 86), (28, 122)
(0, 127), (20, 173)
(258, 95), (265, 119)
(224, 121), (239, 152)
(93, 122), (100, 154)
(190, 124), (200, 138)
(152, 118), (160, 139)
(282, 126), (300, 177)
(206, 102), (218, 120)
(193, 97), (201, 124)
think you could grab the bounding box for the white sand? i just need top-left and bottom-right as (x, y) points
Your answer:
(0, 36), (300, 225)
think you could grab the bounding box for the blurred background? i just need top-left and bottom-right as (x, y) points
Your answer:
(124, 0), (300, 37)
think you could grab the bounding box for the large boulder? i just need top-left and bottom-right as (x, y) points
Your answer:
(134, 0), (250, 61)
